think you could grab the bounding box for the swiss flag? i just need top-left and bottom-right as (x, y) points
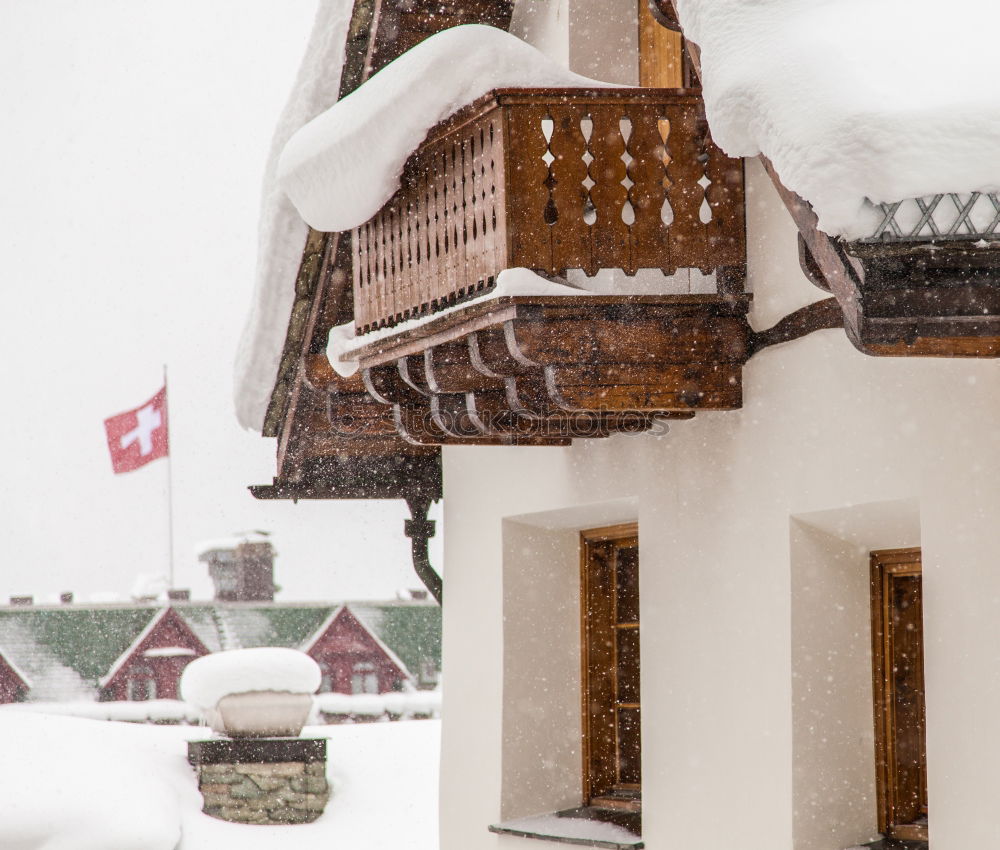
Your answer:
(104, 386), (169, 474)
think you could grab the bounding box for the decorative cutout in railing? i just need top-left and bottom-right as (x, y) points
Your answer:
(861, 192), (1000, 243)
(351, 88), (746, 334)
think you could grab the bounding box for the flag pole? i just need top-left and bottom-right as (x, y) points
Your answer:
(163, 364), (176, 589)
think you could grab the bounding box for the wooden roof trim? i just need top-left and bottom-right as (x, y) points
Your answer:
(301, 604), (414, 682)
(263, 229), (332, 438)
(261, 0), (381, 438)
(0, 648), (32, 689)
(99, 607), (209, 689)
(260, 0), (518, 450)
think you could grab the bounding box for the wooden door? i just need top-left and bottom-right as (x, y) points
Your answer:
(870, 548), (928, 842)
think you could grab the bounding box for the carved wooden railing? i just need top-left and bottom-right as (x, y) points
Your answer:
(351, 88), (745, 333)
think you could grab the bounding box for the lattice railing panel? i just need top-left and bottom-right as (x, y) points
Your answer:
(352, 89), (745, 333)
(861, 192), (1000, 243)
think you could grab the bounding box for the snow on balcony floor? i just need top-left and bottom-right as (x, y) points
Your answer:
(327, 267), (715, 377)
(278, 24), (609, 234)
(328, 269), (585, 376)
(0, 711), (439, 850)
(675, 0), (1000, 238)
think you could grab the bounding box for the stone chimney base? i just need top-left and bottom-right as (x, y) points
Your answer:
(187, 738), (329, 824)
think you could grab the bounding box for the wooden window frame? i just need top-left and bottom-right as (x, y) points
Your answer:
(870, 547), (928, 843)
(581, 523), (641, 812)
(638, 0), (684, 88)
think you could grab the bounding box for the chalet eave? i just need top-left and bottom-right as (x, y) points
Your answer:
(769, 159), (1000, 358)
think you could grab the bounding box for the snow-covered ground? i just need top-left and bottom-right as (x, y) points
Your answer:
(4, 690), (442, 724)
(0, 712), (439, 850)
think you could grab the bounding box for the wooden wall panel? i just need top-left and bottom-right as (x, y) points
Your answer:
(638, 0), (683, 88)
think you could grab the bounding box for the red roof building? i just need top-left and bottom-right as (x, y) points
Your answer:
(99, 607), (209, 701)
(0, 649), (30, 703)
(303, 606), (412, 695)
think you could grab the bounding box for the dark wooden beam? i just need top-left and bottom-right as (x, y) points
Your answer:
(747, 297), (843, 356)
(760, 156), (867, 347)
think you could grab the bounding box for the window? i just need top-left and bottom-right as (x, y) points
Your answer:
(870, 547), (928, 842)
(351, 661), (379, 695)
(127, 666), (157, 701)
(581, 524), (641, 811)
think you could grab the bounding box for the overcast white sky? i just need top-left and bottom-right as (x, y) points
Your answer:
(0, 0), (442, 605)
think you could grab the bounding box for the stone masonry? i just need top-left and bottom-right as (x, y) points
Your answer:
(195, 760), (330, 824)
(188, 738), (330, 825)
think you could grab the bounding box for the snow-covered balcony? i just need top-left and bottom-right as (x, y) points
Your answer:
(279, 26), (750, 447)
(347, 85), (745, 334)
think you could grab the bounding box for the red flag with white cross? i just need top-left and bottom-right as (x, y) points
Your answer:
(104, 386), (169, 474)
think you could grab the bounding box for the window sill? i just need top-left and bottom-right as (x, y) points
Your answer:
(851, 840), (928, 850)
(489, 807), (642, 850)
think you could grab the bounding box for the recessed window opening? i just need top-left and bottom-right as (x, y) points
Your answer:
(870, 547), (928, 844)
(581, 523), (641, 814)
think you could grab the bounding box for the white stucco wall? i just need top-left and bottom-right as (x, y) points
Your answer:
(438, 147), (1000, 850)
(510, 0), (569, 69)
(436, 4), (1000, 850)
(790, 501), (920, 850)
(511, 0), (638, 84)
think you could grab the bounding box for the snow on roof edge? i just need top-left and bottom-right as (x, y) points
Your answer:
(100, 608), (208, 689)
(328, 269), (584, 376)
(99, 608), (171, 688)
(278, 24), (613, 234)
(301, 605), (415, 682)
(0, 648), (33, 689)
(194, 531), (271, 557)
(673, 0), (1000, 238)
(233, 0), (354, 432)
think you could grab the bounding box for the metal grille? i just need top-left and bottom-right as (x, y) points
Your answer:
(862, 192), (1000, 243)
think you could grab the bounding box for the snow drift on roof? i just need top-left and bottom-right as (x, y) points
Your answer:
(194, 529), (271, 557)
(233, 0), (353, 431)
(278, 24), (609, 233)
(180, 646), (321, 710)
(675, 0), (1000, 238)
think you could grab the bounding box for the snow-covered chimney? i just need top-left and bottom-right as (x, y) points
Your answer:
(197, 532), (276, 602)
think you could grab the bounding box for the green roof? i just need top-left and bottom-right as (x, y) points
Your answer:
(240, 606), (334, 648)
(0, 607), (156, 682)
(350, 603), (442, 675)
(0, 600), (440, 700)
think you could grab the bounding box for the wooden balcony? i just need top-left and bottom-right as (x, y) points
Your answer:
(351, 87), (746, 333)
(334, 293), (751, 447)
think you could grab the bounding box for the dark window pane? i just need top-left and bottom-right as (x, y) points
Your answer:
(617, 628), (640, 704)
(616, 545), (639, 624)
(617, 707), (642, 785)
